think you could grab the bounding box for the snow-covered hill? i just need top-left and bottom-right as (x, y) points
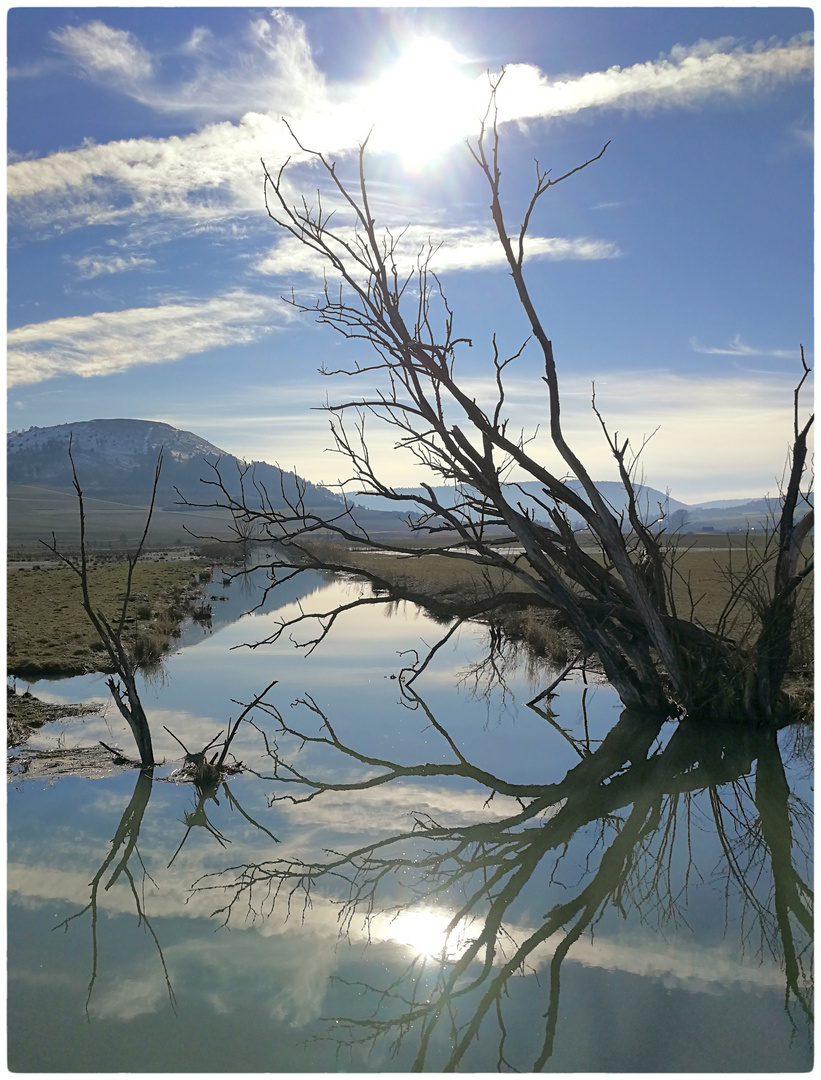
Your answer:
(7, 418), (340, 509)
(8, 418), (228, 473)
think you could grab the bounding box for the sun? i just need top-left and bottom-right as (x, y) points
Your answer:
(367, 38), (481, 171)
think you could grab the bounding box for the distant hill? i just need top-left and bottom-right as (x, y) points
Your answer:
(7, 419), (812, 551)
(349, 480), (685, 517)
(349, 481), (811, 534)
(7, 419), (342, 511)
(6, 419), (406, 550)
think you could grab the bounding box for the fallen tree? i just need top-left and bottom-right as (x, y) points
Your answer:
(187, 79), (812, 725)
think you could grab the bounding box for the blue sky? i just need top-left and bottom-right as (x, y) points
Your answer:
(7, 6), (814, 502)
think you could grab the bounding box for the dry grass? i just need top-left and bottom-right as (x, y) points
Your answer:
(332, 546), (536, 602)
(307, 534), (812, 648)
(7, 557), (211, 678)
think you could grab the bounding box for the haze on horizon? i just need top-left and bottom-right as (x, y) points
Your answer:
(7, 7), (814, 504)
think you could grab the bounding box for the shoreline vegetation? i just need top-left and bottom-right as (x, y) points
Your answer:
(298, 533), (814, 719)
(6, 543), (241, 751)
(7, 549), (220, 681)
(6, 531), (813, 750)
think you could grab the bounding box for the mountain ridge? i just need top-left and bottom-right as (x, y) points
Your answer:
(7, 418), (424, 549)
(8, 418), (811, 543)
(7, 418), (342, 510)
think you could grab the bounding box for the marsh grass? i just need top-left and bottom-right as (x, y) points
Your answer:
(305, 535), (813, 687)
(7, 558), (210, 677)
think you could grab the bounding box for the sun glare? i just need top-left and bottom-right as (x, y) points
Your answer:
(367, 38), (480, 170)
(378, 906), (472, 961)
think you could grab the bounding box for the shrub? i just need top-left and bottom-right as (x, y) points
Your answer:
(131, 627), (170, 668)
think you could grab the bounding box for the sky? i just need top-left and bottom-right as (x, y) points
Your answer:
(6, 5), (814, 503)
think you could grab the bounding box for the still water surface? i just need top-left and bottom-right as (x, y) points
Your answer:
(7, 568), (813, 1071)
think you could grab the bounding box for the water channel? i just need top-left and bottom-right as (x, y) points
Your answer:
(7, 566), (813, 1071)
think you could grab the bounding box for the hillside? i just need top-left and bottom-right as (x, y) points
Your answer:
(7, 419), (406, 550)
(7, 419), (811, 551)
(7, 419), (341, 510)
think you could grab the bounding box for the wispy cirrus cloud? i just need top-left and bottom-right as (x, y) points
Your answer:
(494, 33), (813, 124)
(689, 333), (797, 358)
(7, 16), (813, 234)
(49, 9), (326, 123)
(790, 118), (814, 149)
(51, 20), (153, 85)
(425, 229), (620, 271)
(256, 224), (619, 280)
(7, 289), (288, 387)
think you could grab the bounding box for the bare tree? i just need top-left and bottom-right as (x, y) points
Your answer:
(185, 78), (812, 725)
(42, 442), (277, 771)
(42, 439), (163, 767)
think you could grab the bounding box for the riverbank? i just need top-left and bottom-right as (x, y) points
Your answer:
(300, 537), (814, 711)
(7, 554), (213, 679)
(7, 685), (105, 748)
(318, 534), (811, 635)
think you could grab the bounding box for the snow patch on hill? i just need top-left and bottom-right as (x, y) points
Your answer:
(7, 418), (228, 468)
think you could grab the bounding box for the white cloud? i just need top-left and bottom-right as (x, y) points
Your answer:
(790, 119), (814, 149)
(150, 364), (812, 503)
(286, 364), (809, 501)
(51, 20), (152, 84)
(487, 367), (814, 501)
(50, 10), (326, 123)
(71, 253), (156, 279)
(256, 224), (619, 280)
(494, 32), (813, 124)
(7, 22), (813, 234)
(436, 231), (619, 270)
(7, 289), (288, 387)
(183, 27), (212, 55)
(6, 110), (284, 226)
(689, 334), (797, 358)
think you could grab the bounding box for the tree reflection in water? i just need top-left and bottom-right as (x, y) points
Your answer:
(53, 768), (177, 1016)
(196, 690), (813, 1071)
(53, 768), (278, 1017)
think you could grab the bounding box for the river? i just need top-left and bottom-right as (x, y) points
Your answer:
(7, 566), (813, 1071)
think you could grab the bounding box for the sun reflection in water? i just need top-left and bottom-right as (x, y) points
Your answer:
(377, 906), (472, 962)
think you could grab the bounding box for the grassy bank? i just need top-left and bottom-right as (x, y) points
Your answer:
(329, 536), (804, 631)
(305, 534), (813, 680)
(7, 556), (212, 678)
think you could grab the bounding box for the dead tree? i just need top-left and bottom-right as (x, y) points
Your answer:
(185, 78), (812, 725)
(42, 438), (162, 767)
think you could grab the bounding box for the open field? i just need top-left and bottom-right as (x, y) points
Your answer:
(313, 533), (813, 646)
(7, 484), (417, 556)
(323, 540), (750, 629)
(8, 483), (242, 552)
(7, 557), (211, 679)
